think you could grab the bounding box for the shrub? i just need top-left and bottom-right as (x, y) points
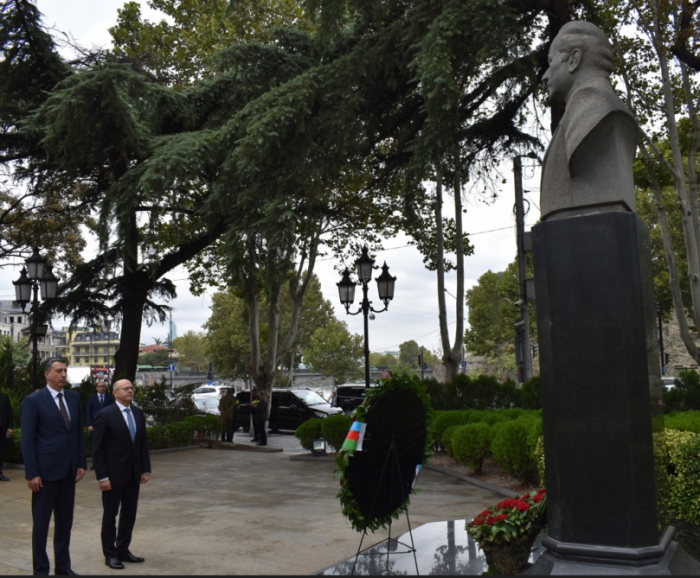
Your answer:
(321, 414), (352, 452)
(441, 425), (461, 458)
(429, 410), (473, 449)
(451, 423), (493, 472)
(665, 411), (700, 434)
(295, 418), (323, 451)
(517, 376), (541, 409)
(665, 430), (700, 527)
(491, 417), (539, 483)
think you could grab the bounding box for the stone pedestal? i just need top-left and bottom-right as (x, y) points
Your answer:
(528, 212), (698, 574)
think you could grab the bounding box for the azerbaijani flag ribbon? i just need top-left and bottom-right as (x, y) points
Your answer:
(340, 420), (367, 453)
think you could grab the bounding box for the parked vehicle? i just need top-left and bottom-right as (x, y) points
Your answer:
(191, 385), (233, 413)
(661, 376), (677, 390)
(331, 383), (369, 413)
(233, 389), (342, 432)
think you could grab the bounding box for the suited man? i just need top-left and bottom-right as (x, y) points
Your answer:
(0, 387), (14, 481)
(92, 379), (151, 570)
(86, 381), (114, 432)
(21, 357), (86, 575)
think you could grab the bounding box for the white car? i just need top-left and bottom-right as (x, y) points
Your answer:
(191, 385), (232, 413)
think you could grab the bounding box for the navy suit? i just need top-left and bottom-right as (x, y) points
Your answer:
(93, 403), (151, 559)
(86, 392), (114, 428)
(21, 386), (86, 575)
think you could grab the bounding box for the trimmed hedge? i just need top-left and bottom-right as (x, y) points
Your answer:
(441, 425), (461, 458)
(295, 418), (323, 451)
(451, 422), (493, 473)
(3, 416), (209, 465)
(490, 416), (540, 483)
(321, 414), (353, 452)
(664, 411), (700, 434)
(429, 410), (474, 449)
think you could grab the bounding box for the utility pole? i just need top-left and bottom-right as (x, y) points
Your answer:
(514, 156), (533, 383)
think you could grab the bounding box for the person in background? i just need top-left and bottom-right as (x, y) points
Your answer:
(0, 386), (13, 481)
(218, 389), (235, 443)
(86, 381), (115, 433)
(253, 391), (268, 447)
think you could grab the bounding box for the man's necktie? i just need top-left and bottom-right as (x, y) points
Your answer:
(99, 394), (104, 407)
(57, 392), (70, 429)
(125, 408), (136, 441)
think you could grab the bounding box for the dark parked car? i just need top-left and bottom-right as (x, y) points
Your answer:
(233, 389), (342, 432)
(331, 383), (368, 413)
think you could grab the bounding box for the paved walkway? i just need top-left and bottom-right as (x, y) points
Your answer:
(0, 432), (503, 575)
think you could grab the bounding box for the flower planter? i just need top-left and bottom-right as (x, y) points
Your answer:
(467, 489), (547, 575)
(480, 527), (540, 575)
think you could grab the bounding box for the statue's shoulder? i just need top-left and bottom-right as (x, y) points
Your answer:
(563, 77), (635, 162)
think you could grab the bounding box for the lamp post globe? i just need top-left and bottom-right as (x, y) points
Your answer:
(356, 246), (374, 284)
(337, 268), (357, 310)
(13, 267), (32, 307)
(375, 262), (396, 305)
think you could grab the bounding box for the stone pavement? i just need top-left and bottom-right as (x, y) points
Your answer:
(0, 431), (503, 575)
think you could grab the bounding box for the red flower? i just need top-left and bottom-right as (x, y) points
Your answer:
(515, 501), (530, 512)
(495, 514), (508, 522)
(486, 516), (497, 525)
(522, 494), (531, 500)
(537, 488), (547, 495)
(533, 494), (544, 503)
(478, 509), (492, 518)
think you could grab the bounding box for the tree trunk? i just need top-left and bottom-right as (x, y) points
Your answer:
(653, 9), (700, 358)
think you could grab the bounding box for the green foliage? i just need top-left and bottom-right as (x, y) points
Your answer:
(452, 422), (493, 473)
(0, 339), (33, 422)
(465, 262), (536, 380)
(138, 350), (171, 368)
(429, 410), (474, 449)
(665, 411), (700, 434)
(320, 413), (352, 452)
(490, 417), (540, 483)
(441, 424), (461, 458)
(172, 330), (207, 371)
(205, 274), (335, 380)
(665, 430), (700, 527)
(663, 371), (700, 412)
(295, 417), (323, 451)
(518, 377), (541, 410)
(135, 376), (196, 425)
(399, 341), (421, 367)
(302, 318), (364, 385)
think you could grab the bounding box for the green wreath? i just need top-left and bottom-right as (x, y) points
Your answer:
(334, 372), (433, 533)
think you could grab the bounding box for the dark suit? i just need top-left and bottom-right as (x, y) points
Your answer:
(21, 387), (86, 575)
(0, 391), (13, 472)
(92, 403), (151, 559)
(86, 392), (114, 428)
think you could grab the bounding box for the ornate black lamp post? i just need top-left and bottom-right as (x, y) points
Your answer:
(337, 246), (397, 388)
(13, 248), (59, 390)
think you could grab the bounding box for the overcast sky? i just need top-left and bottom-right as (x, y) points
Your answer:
(1, 0), (544, 354)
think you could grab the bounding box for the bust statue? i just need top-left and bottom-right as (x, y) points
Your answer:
(540, 21), (638, 221)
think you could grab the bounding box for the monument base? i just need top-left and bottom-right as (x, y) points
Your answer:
(525, 527), (699, 575)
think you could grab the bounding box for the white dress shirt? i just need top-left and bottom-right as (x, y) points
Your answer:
(46, 385), (70, 420)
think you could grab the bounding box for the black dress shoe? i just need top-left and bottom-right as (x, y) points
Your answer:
(55, 569), (79, 575)
(105, 557), (124, 570)
(118, 551), (145, 563)
(0, 473), (9, 481)
(256, 442), (267, 446)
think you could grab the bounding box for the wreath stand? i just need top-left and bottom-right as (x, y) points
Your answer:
(350, 437), (419, 575)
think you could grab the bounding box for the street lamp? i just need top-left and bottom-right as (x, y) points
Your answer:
(337, 246), (397, 388)
(13, 248), (59, 390)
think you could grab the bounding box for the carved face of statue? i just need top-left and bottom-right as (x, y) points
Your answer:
(543, 38), (575, 103)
